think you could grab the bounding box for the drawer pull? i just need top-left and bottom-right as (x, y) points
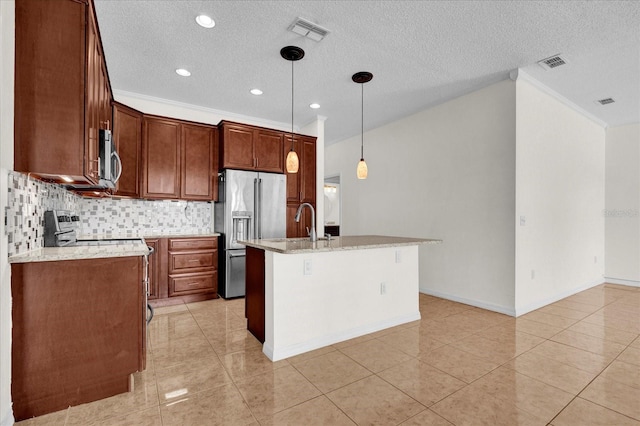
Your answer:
(187, 282), (200, 286)
(188, 259), (200, 262)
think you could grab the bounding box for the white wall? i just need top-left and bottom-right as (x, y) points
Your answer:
(514, 77), (606, 314)
(326, 80), (517, 315)
(0, 0), (15, 423)
(605, 123), (640, 285)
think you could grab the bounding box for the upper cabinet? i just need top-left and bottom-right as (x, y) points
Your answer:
(112, 103), (143, 198)
(14, 0), (112, 185)
(142, 116), (217, 201)
(285, 135), (316, 204)
(220, 122), (284, 173)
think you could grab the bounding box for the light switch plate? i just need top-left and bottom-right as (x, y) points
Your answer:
(303, 259), (312, 275)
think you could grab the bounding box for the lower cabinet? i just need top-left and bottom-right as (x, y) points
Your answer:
(11, 256), (145, 420)
(147, 236), (219, 307)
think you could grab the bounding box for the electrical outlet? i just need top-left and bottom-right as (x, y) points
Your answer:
(395, 250), (401, 263)
(520, 216), (526, 226)
(380, 282), (387, 295)
(531, 269), (535, 279)
(303, 259), (312, 275)
(594, 256), (598, 263)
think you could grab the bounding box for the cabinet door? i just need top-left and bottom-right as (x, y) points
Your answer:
(301, 138), (316, 204)
(181, 124), (214, 200)
(146, 239), (159, 300)
(285, 137), (301, 203)
(113, 103), (142, 197)
(142, 117), (181, 199)
(222, 124), (254, 170)
(85, 6), (100, 183)
(255, 130), (284, 173)
(286, 203), (314, 238)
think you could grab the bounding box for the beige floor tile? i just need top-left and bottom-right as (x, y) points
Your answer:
(222, 349), (289, 381)
(260, 395), (356, 426)
(632, 337), (640, 349)
(580, 375), (640, 420)
(151, 334), (215, 370)
(15, 409), (68, 425)
(601, 360), (640, 389)
(513, 318), (564, 339)
(479, 324), (545, 348)
(90, 406), (162, 426)
(568, 320), (639, 345)
(155, 355), (232, 403)
(431, 385), (544, 426)
(451, 333), (541, 363)
(201, 326), (262, 355)
(376, 327), (446, 357)
(434, 312), (497, 335)
(527, 340), (610, 374)
(538, 304), (590, 320)
(147, 312), (203, 347)
(66, 370), (159, 426)
(235, 365), (321, 421)
(468, 366), (573, 423)
(152, 304), (189, 315)
(292, 350), (372, 393)
(160, 384), (257, 426)
(505, 351), (596, 394)
(327, 376), (425, 425)
(520, 310), (578, 329)
(618, 345), (640, 366)
(551, 397), (640, 426)
(552, 299), (602, 314)
(339, 338), (413, 373)
(581, 312), (640, 334)
(563, 291), (617, 307)
(420, 300), (473, 320)
(550, 329), (627, 359)
(400, 409), (454, 425)
(286, 345), (337, 365)
(419, 345), (500, 383)
(378, 358), (466, 406)
(191, 309), (247, 331)
(415, 318), (475, 344)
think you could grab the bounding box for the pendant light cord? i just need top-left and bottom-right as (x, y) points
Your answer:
(361, 83), (364, 160)
(291, 60), (295, 150)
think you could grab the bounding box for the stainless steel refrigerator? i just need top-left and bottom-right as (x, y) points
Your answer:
(214, 169), (286, 298)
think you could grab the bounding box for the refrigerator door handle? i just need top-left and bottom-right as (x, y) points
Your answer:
(253, 178), (259, 240)
(258, 178), (263, 239)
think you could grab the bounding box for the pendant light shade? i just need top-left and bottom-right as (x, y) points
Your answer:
(352, 71), (373, 180)
(281, 46), (305, 174)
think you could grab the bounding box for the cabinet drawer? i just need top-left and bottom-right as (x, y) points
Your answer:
(169, 251), (216, 273)
(169, 238), (217, 251)
(169, 272), (217, 297)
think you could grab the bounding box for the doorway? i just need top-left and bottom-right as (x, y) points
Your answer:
(324, 174), (341, 236)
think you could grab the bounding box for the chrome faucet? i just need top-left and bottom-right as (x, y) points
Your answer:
(294, 202), (317, 242)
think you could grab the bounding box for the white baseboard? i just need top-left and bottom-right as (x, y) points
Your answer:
(419, 287), (516, 317)
(263, 311), (421, 362)
(514, 279), (605, 316)
(604, 277), (640, 287)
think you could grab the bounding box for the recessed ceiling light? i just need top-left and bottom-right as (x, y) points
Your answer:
(175, 68), (191, 77)
(250, 88), (263, 96)
(195, 14), (215, 28)
(309, 103), (321, 109)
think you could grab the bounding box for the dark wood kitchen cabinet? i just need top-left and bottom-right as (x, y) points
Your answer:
(14, 0), (112, 185)
(219, 121), (284, 173)
(285, 136), (317, 238)
(142, 116), (217, 200)
(11, 256), (145, 421)
(148, 236), (219, 307)
(113, 103), (143, 197)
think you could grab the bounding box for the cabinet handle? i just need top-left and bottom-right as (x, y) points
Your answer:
(188, 259), (200, 262)
(299, 191), (302, 201)
(186, 282), (200, 286)
(102, 120), (110, 130)
(256, 158), (258, 167)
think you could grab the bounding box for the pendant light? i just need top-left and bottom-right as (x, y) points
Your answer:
(281, 46), (305, 174)
(352, 71), (373, 179)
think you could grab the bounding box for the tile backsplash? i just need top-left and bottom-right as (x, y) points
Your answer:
(5, 172), (213, 257)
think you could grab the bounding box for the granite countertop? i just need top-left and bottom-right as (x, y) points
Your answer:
(8, 239), (150, 264)
(239, 235), (443, 254)
(77, 232), (220, 239)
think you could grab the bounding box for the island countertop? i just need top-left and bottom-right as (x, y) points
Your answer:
(239, 235), (442, 254)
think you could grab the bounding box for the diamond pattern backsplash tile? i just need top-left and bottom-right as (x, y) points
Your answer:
(5, 172), (213, 256)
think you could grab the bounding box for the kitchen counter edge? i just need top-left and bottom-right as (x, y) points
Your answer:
(239, 235), (442, 254)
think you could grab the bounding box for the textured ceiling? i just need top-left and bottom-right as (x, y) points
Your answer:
(93, 0), (640, 145)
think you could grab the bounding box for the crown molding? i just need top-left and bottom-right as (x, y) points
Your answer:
(113, 89), (296, 131)
(512, 69), (608, 129)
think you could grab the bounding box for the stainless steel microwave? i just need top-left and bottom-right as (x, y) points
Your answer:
(66, 129), (122, 190)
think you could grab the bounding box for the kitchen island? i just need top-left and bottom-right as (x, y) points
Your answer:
(240, 235), (442, 361)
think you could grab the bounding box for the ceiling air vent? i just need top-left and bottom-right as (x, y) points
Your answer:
(538, 54), (568, 70)
(596, 98), (615, 105)
(288, 17), (330, 42)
